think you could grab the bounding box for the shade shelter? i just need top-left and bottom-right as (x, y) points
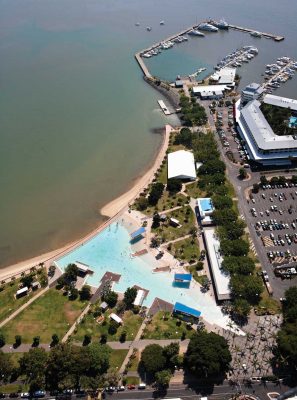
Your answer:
(130, 227), (146, 240)
(173, 302), (201, 320)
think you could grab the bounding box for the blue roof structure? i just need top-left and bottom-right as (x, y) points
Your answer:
(200, 198), (213, 212)
(289, 116), (297, 128)
(174, 273), (192, 282)
(174, 302), (201, 318)
(130, 227), (146, 240)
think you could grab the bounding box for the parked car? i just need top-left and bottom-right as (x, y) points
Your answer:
(32, 392), (45, 398)
(127, 385), (135, 390)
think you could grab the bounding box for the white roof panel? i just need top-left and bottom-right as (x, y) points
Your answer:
(168, 150), (196, 180)
(263, 94), (297, 111)
(203, 229), (231, 301)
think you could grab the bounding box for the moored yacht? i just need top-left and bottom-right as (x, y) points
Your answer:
(215, 19), (229, 29)
(188, 29), (205, 37)
(198, 22), (219, 32)
(250, 31), (262, 38)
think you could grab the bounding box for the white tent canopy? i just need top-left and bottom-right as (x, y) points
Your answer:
(110, 313), (123, 325)
(168, 150), (196, 180)
(133, 289), (145, 306)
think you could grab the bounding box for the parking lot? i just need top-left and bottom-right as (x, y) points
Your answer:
(248, 183), (297, 281)
(213, 103), (249, 165)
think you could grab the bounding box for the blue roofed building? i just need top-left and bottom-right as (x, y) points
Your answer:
(173, 302), (201, 321)
(130, 227), (146, 240)
(196, 197), (214, 226)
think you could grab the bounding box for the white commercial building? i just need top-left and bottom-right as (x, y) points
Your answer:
(241, 82), (264, 103)
(192, 84), (231, 99)
(235, 98), (297, 166)
(196, 198), (215, 226)
(203, 228), (231, 301)
(210, 67), (236, 85)
(263, 94), (297, 111)
(167, 150), (196, 180)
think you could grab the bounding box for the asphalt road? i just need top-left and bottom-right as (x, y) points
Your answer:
(201, 97), (297, 299)
(107, 381), (290, 400)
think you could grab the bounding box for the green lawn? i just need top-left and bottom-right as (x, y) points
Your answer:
(72, 310), (143, 342)
(1, 289), (87, 343)
(109, 349), (128, 370)
(0, 279), (42, 323)
(167, 237), (199, 264)
(192, 273), (208, 286)
(0, 383), (29, 394)
(255, 291), (281, 315)
(143, 311), (195, 340)
(142, 191), (188, 216)
(126, 350), (139, 372)
(124, 377), (140, 385)
(185, 181), (206, 198)
(153, 206), (196, 242)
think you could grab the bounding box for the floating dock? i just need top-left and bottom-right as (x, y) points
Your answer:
(157, 99), (171, 115)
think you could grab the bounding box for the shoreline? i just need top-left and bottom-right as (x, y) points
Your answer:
(0, 124), (174, 281)
(101, 124), (172, 217)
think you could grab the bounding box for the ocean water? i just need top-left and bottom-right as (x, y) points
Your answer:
(56, 221), (229, 327)
(1, 0), (297, 268)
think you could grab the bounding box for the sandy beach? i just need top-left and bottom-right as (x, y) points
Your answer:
(0, 125), (174, 281)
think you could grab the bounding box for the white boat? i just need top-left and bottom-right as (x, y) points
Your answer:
(216, 19), (229, 30)
(142, 53), (152, 58)
(250, 31), (262, 38)
(198, 22), (219, 32)
(160, 20), (165, 25)
(135, 22), (140, 26)
(188, 29), (205, 37)
(146, 26), (152, 31)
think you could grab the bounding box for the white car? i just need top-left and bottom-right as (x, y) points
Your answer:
(21, 394), (30, 399)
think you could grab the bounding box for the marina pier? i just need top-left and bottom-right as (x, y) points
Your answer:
(227, 23), (284, 41)
(135, 25), (194, 78)
(135, 21), (284, 78)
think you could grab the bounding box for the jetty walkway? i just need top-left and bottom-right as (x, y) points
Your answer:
(135, 20), (284, 79)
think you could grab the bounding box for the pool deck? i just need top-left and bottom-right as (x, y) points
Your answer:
(90, 272), (121, 304)
(149, 298), (174, 316)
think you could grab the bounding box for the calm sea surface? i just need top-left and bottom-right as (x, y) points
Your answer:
(0, 0), (297, 268)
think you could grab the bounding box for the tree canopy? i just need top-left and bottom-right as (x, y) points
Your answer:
(184, 331), (231, 379)
(167, 179), (182, 194)
(276, 286), (297, 376)
(148, 183), (164, 206)
(140, 344), (166, 375)
(230, 275), (263, 304)
(221, 239), (249, 257)
(19, 348), (48, 390)
(174, 128), (194, 148)
(222, 256), (255, 275)
(123, 287), (137, 309)
(0, 351), (14, 384)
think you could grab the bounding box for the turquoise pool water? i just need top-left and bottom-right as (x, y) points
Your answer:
(200, 198), (213, 212)
(56, 222), (228, 326)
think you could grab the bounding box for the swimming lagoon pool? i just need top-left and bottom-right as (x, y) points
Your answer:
(56, 221), (229, 327)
